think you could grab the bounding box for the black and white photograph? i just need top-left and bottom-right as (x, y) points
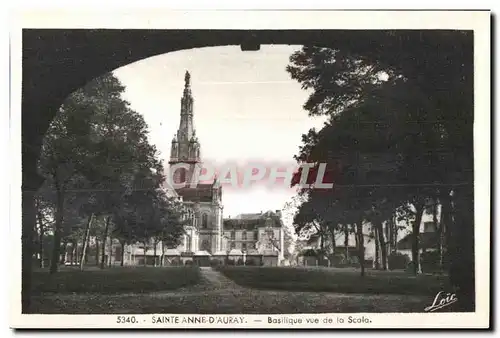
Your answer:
(11, 9), (490, 329)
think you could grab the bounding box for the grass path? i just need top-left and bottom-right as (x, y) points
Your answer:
(31, 267), (438, 314)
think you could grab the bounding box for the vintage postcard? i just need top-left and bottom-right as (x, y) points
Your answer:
(10, 9), (490, 329)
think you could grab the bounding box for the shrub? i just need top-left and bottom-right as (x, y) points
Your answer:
(421, 251), (441, 272)
(245, 258), (256, 266)
(388, 252), (410, 270)
(318, 256), (330, 267)
(210, 259), (220, 267)
(301, 249), (317, 257)
(226, 259), (235, 266)
(185, 260), (194, 266)
(405, 261), (418, 273)
(32, 267), (201, 294)
(236, 258), (244, 266)
(330, 254), (345, 267)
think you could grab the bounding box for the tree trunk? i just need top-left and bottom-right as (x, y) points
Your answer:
(411, 202), (425, 275)
(393, 214), (399, 250)
(66, 243), (71, 265)
(84, 245), (89, 264)
(50, 186), (65, 274)
(356, 222), (365, 277)
(153, 242), (158, 267)
(376, 221), (388, 270)
(36, 204), (45, 268)
(374, 227), (380, 269)
(73, 240), (78, 265)
(440, 193), (450, 270)
(344, 224), (349, 260)
(22, 167), (43, 312)
(74, 241), (78, 264)
(160, 241), (165, 267)
(143, 243), (147, 267)
(354, 225), (358, 249)
(449, 185), (474, 311)
(100, 216), (110, 269)
(433, 196), (441, 271)
(108, 236), (113, 267)
(385, 218), (391, 254)
(80, 214), (94, 271)
(95, 239), (100, 266)
(330, 228), (337, 255)
(61, 239), (68, 264)
(120, 241), (125, 267)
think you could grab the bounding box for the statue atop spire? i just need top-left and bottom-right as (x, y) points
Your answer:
(184, 70), (191, 88)
(182, 70), (193, 103)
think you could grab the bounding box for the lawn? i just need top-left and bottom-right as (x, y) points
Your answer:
(216, 266), (451, 296)
(32, 266), (201, 295)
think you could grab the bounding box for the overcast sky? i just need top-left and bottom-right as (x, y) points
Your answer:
(113, 45), (327, 223)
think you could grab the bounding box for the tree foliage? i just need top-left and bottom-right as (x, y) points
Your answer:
(287, 31), (473, 310)
(37, 73), (185, 273)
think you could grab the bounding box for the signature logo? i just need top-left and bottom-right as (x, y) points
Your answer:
(424, 291), (458, 312)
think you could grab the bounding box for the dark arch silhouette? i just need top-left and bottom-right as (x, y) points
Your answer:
(20, 29), (474, 313)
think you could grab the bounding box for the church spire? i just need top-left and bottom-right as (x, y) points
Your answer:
(169, 71), (201, 183)
(178, 70), (194, 143)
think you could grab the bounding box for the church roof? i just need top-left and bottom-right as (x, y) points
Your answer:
(223, 210), (283, 230)
(162, 181), (180, 198)
(236, 213), (264, 220)
(176, 184), (214, 202)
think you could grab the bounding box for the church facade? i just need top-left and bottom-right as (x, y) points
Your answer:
(165, 72), (284, 264)
(167, 71), (224, 257)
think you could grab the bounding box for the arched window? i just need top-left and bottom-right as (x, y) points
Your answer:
(202, 213), (208, 229)
(179, 168), (186, 183)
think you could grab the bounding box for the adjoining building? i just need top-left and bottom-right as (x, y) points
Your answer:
(221, 210), (285, 266)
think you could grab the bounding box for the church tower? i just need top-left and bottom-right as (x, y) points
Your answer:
(170, 71), (202, 184)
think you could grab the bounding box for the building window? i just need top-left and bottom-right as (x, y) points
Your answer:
(254, 230), (259, 241)
(231, 231), (235, 240)
(266, 227), (275, 239)
(230, 242), (235, 249)
(115, 246), (122, 261)
(202, 213), (208, 229)
(187, 209), (196, 227)
(242, 231), (247, 240)
(179, 168), (186, 183)
(242, 243), (247, 251)
(201, 240), (210, 251)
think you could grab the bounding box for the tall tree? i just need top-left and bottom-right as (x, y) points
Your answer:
(38, 72), (178, 272)
(287, 31), (473, 309)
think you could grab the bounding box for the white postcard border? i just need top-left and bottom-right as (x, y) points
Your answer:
(9, 9), (491, 329)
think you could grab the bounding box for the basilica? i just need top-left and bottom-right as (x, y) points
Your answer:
(164, 71), (284, 264)
(101, 71), (284, 266)
(166, 71), (225, 257)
